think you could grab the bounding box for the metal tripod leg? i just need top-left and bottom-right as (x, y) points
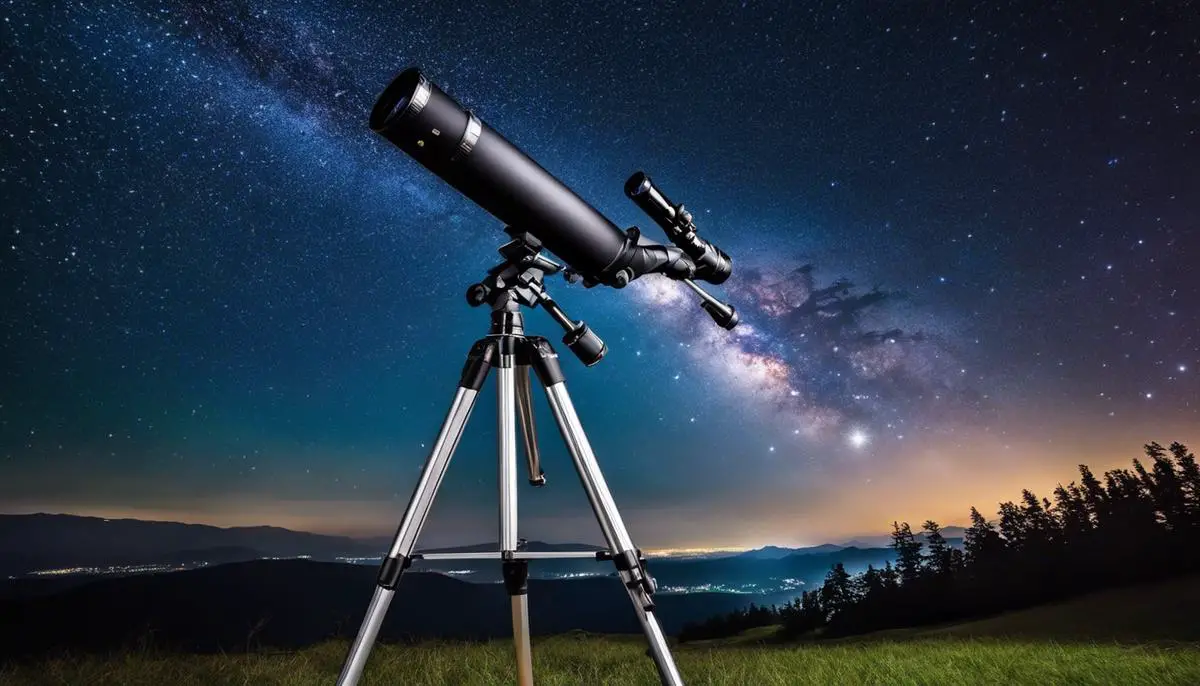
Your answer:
(542, 381), (685, 686)
(335, 340), (495, 686)
(497, 354), (535, 686)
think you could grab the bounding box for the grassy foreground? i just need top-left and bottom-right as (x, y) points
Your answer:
(4, 634), (1200, 686)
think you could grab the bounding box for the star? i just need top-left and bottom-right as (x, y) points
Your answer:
(848, 429), (869, 449)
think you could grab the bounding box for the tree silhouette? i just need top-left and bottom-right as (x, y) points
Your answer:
(681, 439), (1200, 642)
(1171, 442), (1200, 527)
(921, 521), (953, 578)
(820, 563), (854, 621)
(890, 521), (923, 585)
(963, 506), (1003, 563)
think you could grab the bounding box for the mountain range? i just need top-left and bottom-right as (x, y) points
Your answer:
(0, 559), (766, 657)
(0, 514), (961, 566)
(0, 514), (973, 593)
(1, 516), (982, 600)
(0, 513), (376, 576)
(0, 514), (610, 578)
(0, 514), (966, 596)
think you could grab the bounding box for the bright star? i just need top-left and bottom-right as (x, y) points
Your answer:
(848, 429), (869, 449)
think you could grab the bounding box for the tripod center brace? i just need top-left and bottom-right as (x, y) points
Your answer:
(336, 231), (686, 686)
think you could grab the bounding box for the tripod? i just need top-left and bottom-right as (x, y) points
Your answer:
(336, 232), (684, 686)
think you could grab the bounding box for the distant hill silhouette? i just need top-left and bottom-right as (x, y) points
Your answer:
(0, 514), (614, 578)
(0, 559), (762, 658)
(839, 527), (967, 548)
(735, 544), (846, 560)
(0, 514), (378, 576)
(0, 514), (905, 596)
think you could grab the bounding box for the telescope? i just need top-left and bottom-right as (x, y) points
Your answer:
(368, 67), (737, 329)
(335, 67), (738, 686)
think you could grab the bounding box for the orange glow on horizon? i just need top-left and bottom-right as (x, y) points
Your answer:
(5, 422), (1193, 550)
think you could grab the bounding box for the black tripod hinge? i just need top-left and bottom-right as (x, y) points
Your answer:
(496, 335), (519, 358)
(524, 336), (565, 386)
(459, 339), (497, 391)
(377, 554), (412, 590)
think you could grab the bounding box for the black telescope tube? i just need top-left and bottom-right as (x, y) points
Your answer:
(370, 68), (631, 281)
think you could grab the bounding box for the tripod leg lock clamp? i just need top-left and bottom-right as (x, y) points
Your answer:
(599, 549), (647, 569)
(377, 554), (412, 590)
(460, 339), (497, 390)
(600, 549), (657, 601)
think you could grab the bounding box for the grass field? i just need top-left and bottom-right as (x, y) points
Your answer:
(5, 577), (1200, 685)
(3, 635), (1199, 685)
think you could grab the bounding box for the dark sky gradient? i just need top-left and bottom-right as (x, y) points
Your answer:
(2, 1), (1197, 550)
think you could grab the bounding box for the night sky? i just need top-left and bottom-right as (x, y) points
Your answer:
(2, 1), (1197, 551)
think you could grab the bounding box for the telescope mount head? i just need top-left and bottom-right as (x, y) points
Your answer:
(467, 228), (607, 366)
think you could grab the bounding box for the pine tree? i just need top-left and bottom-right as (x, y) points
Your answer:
(964, 506), (1004, 563)
(1019, 489), (1057, 546)
(797, 589), (826, 630)
(880, 561), (900, 590)
(1169, 442), (1200, 526)
(854, 564), (885, 600)
(998, 500), (1028, 548)
(891, 521), (924, 584)
(922, 520), (953, 577)
(1052, 483), (1092, 543)
(820, 563), (854, 619)
(1078, 464), (1108, 525)
(1142, 442), (1188, 531)
(1104, 468), (1159, 533)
